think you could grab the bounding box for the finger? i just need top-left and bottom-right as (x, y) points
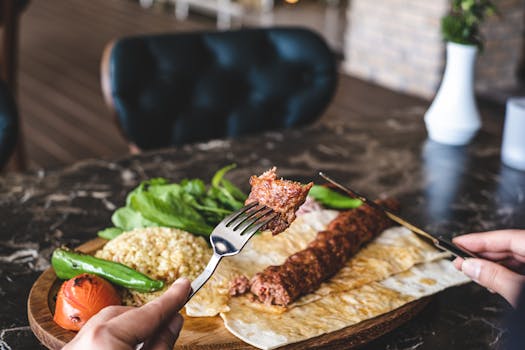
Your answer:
(66, 305), (135, 349)
(476, 251), (515, 261)
(143, 314), (184, 350)
(499, 258), (525, 274)
(453, 257), (464, 270)
(75, 305), (134, 338)
(109, 278), (191, 343)
(453, 230), (525, 255)
(480, 251), (525, 264)
(459, 258), (525, 307)
(87, 305), (134, 324)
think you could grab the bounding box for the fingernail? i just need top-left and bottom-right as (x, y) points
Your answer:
(462, 259), (481, 282)
(168, 314), (183, 335)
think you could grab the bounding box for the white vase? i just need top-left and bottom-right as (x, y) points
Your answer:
(424, 42), (481, 146)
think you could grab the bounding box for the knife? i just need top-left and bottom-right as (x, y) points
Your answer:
(319, 172), (477, 259)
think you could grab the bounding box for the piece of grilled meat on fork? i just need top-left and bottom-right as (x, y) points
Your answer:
(245, 167), (313, 236)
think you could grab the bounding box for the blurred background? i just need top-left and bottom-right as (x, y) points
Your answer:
(3, 0), (525, 170)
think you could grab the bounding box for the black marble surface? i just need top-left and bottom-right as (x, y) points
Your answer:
(1, 104), (524, 349)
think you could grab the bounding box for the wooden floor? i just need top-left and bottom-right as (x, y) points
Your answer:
(11, 0), (499, 172)
(17, 0), (214, 170)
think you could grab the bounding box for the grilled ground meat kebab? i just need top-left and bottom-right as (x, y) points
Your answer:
(246, 167), (313, 235)
(230, 198), (400, 306)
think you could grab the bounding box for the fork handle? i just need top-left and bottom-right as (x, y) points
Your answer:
(188, 253), (222, 300)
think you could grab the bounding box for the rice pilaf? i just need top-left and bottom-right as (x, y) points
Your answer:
(95, 227), (211, 306)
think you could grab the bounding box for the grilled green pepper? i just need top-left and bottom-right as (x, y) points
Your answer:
(309, 185), (362, 209)
(51, 248), (164, 293)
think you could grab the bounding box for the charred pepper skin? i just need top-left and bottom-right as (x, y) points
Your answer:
(52, 248), (164, 293)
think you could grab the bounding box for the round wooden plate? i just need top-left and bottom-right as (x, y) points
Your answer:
(28, 238), (431, 350)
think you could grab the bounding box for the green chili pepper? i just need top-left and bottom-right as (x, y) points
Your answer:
(51, 248), (164, 293)
(309, 185), (362, 209)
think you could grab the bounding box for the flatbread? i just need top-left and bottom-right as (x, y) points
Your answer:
(186, 210), (447, 316)
(185, 209), (470, 349)
(222, 260), (469, 349)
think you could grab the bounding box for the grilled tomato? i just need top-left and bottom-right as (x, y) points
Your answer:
(53, 273), (121, 331)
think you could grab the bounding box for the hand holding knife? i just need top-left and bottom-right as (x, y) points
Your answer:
(319, 172), (477, 259)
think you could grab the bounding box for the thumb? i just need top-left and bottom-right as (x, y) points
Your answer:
(461, 258), (525, 307)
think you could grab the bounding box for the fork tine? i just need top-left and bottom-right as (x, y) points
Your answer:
(227, 204), (266, 227)
(240, 212), (278, 236)
(222, 201), (258, 225)
(234, 207), (273, 232)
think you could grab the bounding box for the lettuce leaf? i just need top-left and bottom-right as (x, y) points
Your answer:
(98, 227), (124, 240)
(111, 206), (157, 231)
(97, 164), (246, 239)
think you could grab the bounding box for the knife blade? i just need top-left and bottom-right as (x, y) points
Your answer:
(319, 172), (477, 259)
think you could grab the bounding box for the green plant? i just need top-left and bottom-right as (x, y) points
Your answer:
(441, 0), (497, 49)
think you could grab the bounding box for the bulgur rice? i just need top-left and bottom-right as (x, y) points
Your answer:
(95, 227), (212, 306)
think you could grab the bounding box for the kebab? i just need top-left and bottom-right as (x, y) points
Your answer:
(232, 177), (399, 306)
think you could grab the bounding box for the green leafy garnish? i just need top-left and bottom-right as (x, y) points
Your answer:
(309, 185), (362, 209)
(97, 227), (124, 240)
(112, 207), (156, 231)
(97, 165), (247, 239)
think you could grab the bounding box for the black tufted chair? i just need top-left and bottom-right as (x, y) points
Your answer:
(0, 78), (18, 170)
(101, 27), (337, 151)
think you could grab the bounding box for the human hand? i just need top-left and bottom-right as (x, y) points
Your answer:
(453, 230), (525, 307)
(63, 278), (191, 350)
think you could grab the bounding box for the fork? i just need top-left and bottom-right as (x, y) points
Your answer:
(187, 202), (277, 300)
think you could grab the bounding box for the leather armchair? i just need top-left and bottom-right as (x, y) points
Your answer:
(101, 27), (337, 150)
(0, 79), (18, 170)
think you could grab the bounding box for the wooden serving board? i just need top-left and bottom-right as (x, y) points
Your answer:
(28, 238), (431, 350)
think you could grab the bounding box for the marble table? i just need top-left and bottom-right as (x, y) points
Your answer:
(1, 97), (524, 349)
